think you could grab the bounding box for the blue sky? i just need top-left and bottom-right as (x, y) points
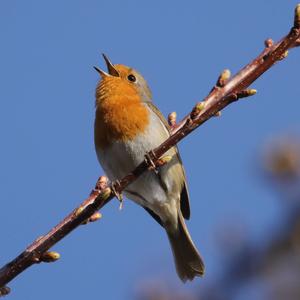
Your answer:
(0, 1), (299, 299)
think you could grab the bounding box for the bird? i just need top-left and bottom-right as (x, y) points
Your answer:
(94, 54), (204, 281)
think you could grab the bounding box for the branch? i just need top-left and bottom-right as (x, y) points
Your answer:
(1, 4), (300, 296)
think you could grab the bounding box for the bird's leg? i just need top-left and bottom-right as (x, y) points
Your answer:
(145, 151), (173, 173)
(111, 180), (124, 210)
(144, 150), (159, 174)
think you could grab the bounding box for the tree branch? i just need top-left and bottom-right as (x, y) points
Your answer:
(1, 4), (300, 296)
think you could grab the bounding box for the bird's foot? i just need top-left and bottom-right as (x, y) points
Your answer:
(157, 155), (173, 166)
(111, 180), (124, 210)
(145, 151), (172, 173)
(144, 150), (159, 174)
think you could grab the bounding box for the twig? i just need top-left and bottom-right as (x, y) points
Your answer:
(0, 4), (299, 296)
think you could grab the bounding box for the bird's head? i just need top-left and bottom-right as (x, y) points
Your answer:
(95, 54), (152, 106)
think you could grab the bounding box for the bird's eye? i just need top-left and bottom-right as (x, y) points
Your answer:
(127, 74), (136, 82)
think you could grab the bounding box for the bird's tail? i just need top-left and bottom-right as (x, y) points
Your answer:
(167, 213), (205, 282)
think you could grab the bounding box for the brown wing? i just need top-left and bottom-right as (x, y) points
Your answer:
(146, 102), (191, 220)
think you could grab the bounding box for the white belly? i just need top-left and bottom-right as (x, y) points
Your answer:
(95, 106), (179, 222)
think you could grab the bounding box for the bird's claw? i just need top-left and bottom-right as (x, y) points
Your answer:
(144, 150), (159, 174)
(111, 180), (124, 210)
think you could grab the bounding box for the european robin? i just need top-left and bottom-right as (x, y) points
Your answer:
(94, 54), (204, 281)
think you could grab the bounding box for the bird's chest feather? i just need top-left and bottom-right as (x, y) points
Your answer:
(94, 95), (149, 150)
(95, 107), (170, 180)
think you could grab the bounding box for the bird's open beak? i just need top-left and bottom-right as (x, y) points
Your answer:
(102, 54), (119, 77)
(94, 54), (120, 78)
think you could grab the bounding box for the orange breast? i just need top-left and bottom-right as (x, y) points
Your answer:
(95, 78), (149, 149)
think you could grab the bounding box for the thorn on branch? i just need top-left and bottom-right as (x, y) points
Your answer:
(294, 3), (300, 28)
(40, 251), (60, 263)
(168, 112), (177, 127)
(214, 111), (222, 117)
(0, 286), (10, 297)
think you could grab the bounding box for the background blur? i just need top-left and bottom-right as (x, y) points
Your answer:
(0, 1), (299, 299)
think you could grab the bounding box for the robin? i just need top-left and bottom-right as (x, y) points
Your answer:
(94, 54), (204, 281)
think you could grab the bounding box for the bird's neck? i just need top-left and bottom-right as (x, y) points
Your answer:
(95, 94), (149, 149)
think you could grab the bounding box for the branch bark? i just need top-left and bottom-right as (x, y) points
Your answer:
(1, 4), (300, 296)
